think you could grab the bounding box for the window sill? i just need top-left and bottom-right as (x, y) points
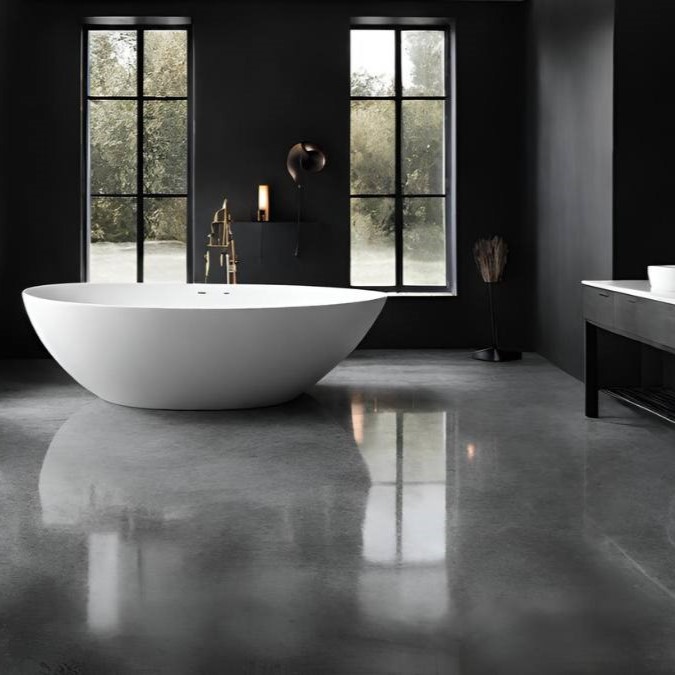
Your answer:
(385, 291), (457, 297)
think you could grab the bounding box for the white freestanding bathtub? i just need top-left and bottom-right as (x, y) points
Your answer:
(22, 283), (386, 410)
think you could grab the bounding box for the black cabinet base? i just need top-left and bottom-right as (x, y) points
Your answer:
(471, 347), (522, 362)
(583, 285), (675, 419)
(585, 321), (599, 417)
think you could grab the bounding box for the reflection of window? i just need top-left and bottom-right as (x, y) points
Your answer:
(87, 532), (120, 634)
(83, 19), (191, 283)
(350, 23), (455, 292)
(354, 408), (447, 564)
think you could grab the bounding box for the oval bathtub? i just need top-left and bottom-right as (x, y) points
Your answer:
(22, 283), (386, 410)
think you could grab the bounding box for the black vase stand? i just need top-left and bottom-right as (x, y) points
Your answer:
(472, 347), (522, 362)
(471, 282), (522, 363)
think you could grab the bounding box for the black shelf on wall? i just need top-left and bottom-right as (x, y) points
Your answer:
(221, 221), (320, 285)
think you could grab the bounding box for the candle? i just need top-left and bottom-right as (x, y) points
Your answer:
(258, 185), (270, 222)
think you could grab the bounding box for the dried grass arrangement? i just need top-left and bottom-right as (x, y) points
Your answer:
(473, 236), (509, 283)
(471, 235), (521, 363)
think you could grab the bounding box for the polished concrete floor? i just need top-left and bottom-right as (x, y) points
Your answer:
(2, 351), (675, 674)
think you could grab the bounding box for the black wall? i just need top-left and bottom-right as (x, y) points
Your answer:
(1, 1), (83, 357)
(0, 0), (530, 357)
(0, 1), (12, 302)
(529, 0), (615, 379)
(613, 0), (675, 280)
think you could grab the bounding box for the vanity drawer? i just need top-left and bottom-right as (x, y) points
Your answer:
(583, 287), (615, 327)
(614, 294), (674, 347)
(661, 304), (675, 350)
(614, 294), (646, 336)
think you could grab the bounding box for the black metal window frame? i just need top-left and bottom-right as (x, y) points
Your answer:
(350, 19), (456, 294)
(81, 17), (194, 283)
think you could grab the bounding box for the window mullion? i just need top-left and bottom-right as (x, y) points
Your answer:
(82, 29), (91, 281)
(186, 25), (193, 283)
(136, 29), (144, 283)
(395, 411), (404, 563)
(445, 27), (452, 290)
(394, 29), (403, 289)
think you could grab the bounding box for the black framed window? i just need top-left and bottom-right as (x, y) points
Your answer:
(350, 22), (455, 292)
(83, 18), (192, 283)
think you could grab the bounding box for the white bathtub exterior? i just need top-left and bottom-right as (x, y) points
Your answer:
(22, 283), (386, 410)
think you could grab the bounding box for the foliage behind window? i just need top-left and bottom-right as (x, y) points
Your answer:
(350, 27), (449, 290)
(86, 27), (189, 283)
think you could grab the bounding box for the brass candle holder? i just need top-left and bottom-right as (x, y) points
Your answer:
(257, 184), (270, 222)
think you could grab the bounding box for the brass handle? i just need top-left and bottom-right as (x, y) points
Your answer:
(598, 292), (610, 298)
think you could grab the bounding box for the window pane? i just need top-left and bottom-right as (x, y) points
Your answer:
(402, 413), (446, 482)
(144, 198), (187, 282)
(402, 31), (445, 97)
(355, 411), (397, 483)
(144, 30), (187, 97)
(144, 100), (187, 194)
(88, 30), (136, 97)
(402, 100), (445, 194)
(403, 198), (446, 286)
(351, 100), (395, 194)
(351, 198), (395, 286)
(89, 101), (137, 194)
(363, 485), (397, 564)
(350, 30), (395, 96)
(402, 484), (446, 563)
(89, 197), (137, 283)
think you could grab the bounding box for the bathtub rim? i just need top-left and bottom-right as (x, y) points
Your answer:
(22, 282), (387, 311)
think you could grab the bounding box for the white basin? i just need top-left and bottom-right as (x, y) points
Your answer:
(648, 265), (675, 292)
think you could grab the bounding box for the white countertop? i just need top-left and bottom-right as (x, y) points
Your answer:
(582, 280), (675, 306)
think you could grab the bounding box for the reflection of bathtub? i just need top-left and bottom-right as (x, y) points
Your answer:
(39, 398), (370, 527)
(22, 283), (386, 409)
(38, 398), (370, 652)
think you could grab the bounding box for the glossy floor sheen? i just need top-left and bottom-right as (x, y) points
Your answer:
(2, 352), (675, 674)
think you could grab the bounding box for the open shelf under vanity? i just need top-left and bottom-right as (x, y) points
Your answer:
(602, 387), (675, 424)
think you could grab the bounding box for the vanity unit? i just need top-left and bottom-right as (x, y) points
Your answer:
(583, 280), (675, 422)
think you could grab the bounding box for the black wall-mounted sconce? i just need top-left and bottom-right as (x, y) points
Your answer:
(287, 142), (327, 256)
(286, 142), (327, 186)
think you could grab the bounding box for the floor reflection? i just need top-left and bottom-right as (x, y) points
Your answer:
(353, 400), (448, 565)
(350, 392), (453, 629)
(5, 352), (675, 672)
(87, 531), (121, 635)
(37, 397), (373, 669)
(41, 396), (369, 527)
(584, 426), (675, 600)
